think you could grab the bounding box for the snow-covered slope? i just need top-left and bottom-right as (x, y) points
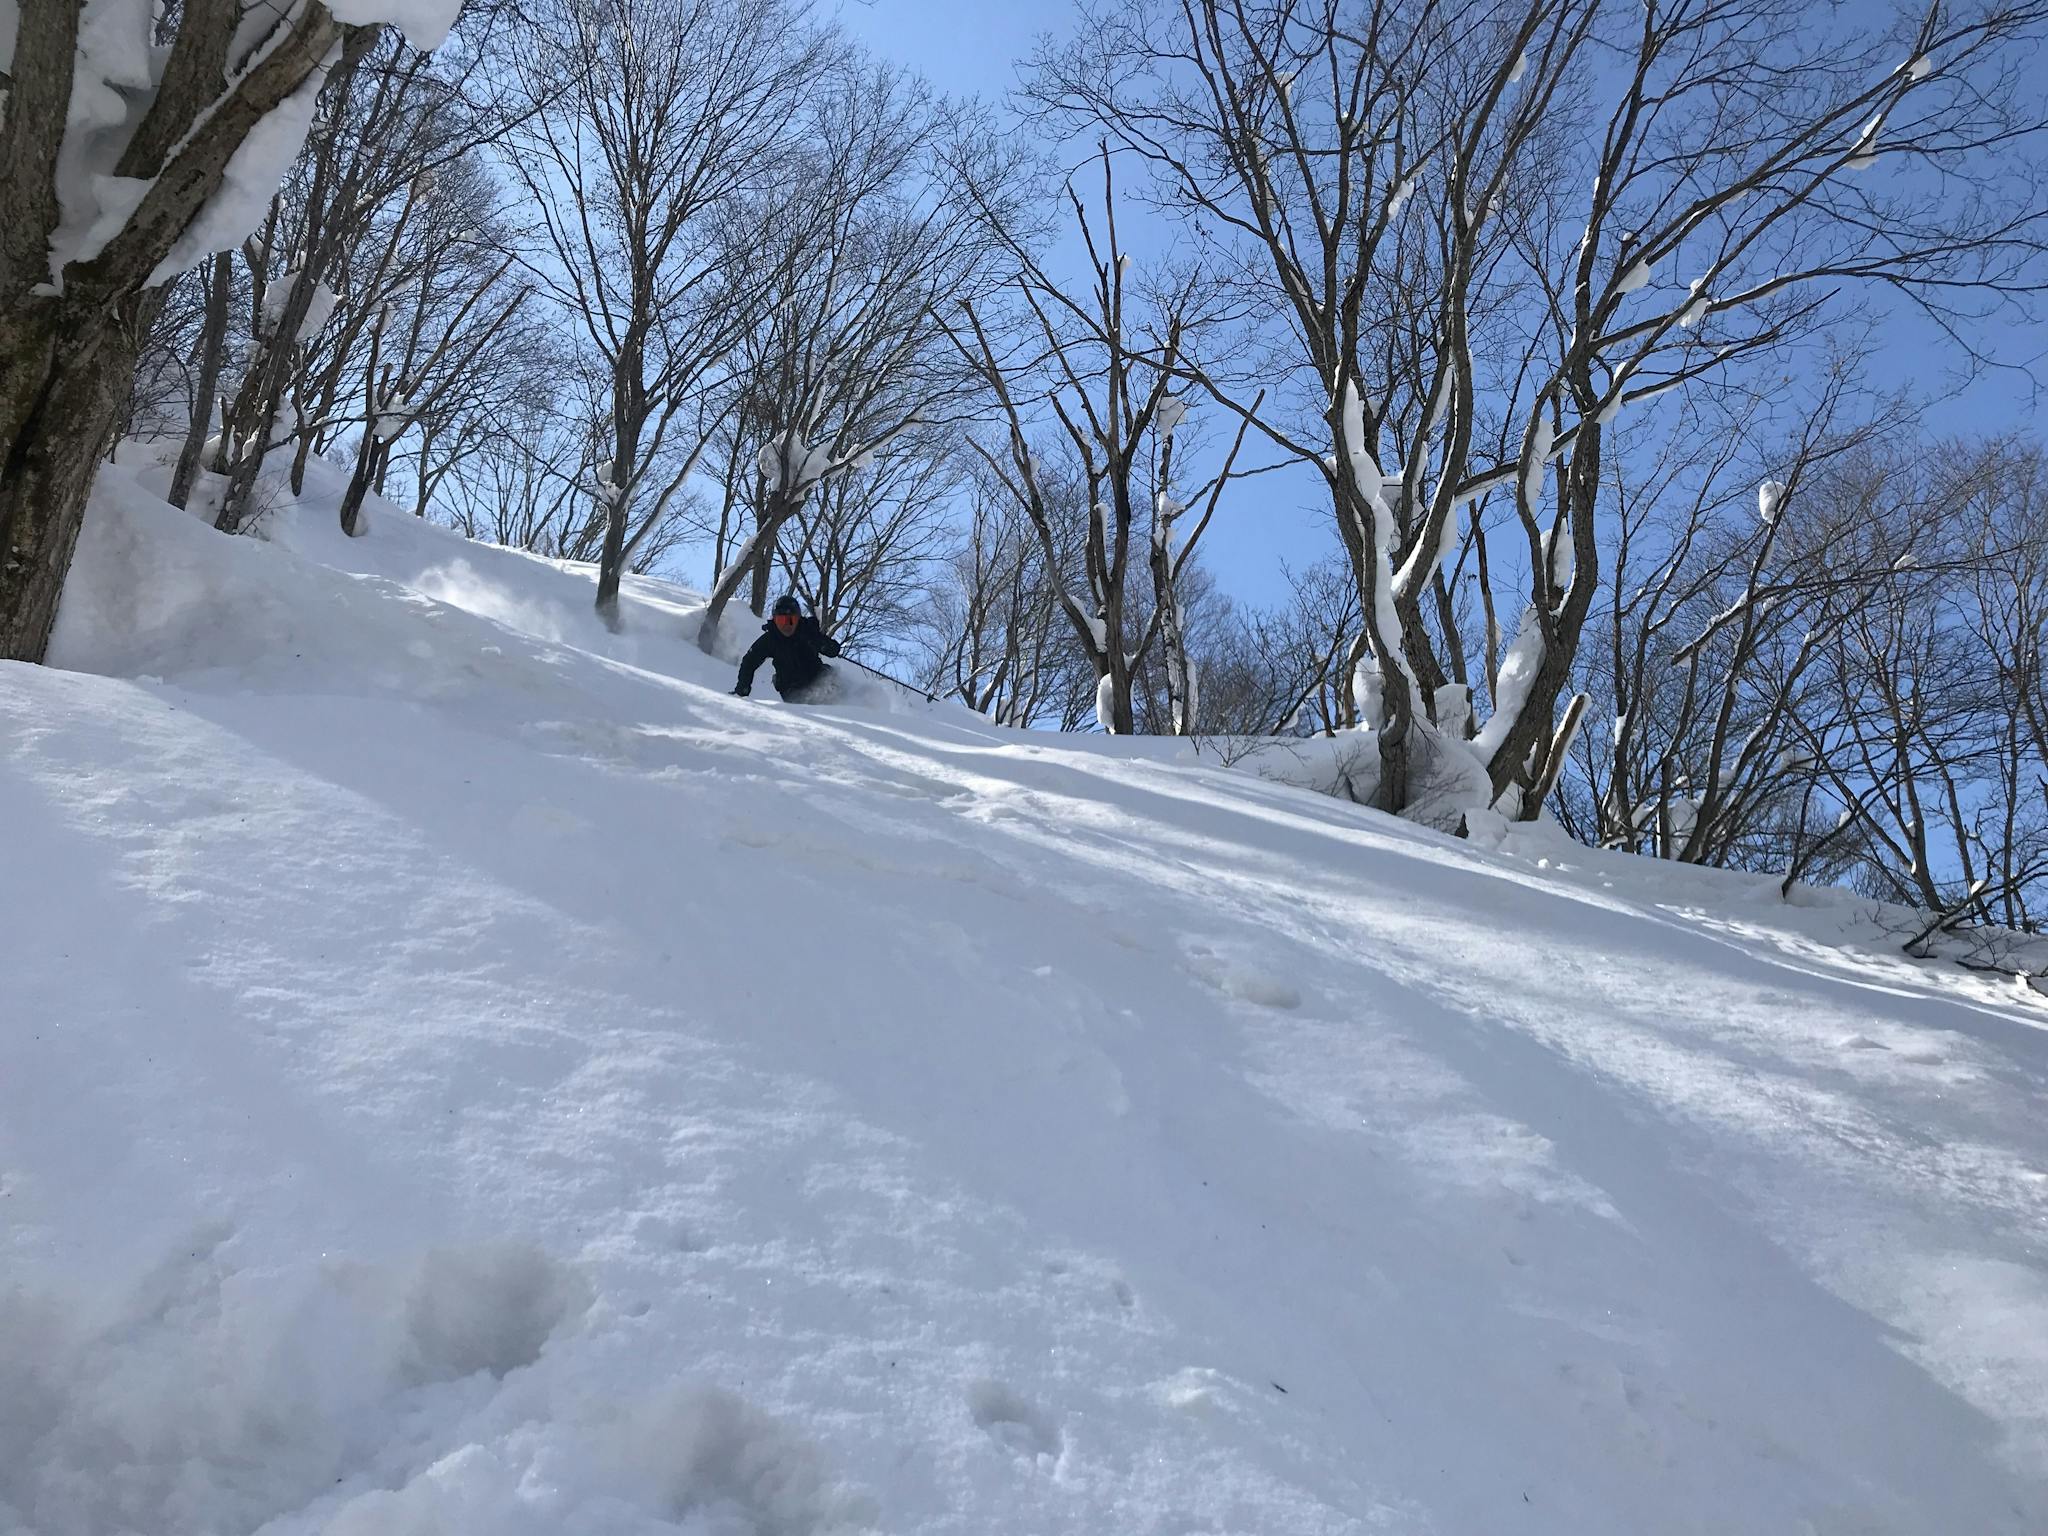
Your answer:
(4, 464), (2047, 1536)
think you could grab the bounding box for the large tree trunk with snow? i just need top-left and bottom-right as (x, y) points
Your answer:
(0, 0), (365, 662)
(0, 300), (141, 659)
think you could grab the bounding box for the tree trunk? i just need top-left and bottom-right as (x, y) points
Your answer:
(1481, 418), (1604, 807)
(699, 485), (800, 652)
(169, 252), (234, 511)
(594, 488), (630, 630)
(289, 414), (316, 497)
(1334, 483), (1412, 812)
(1103, 600), (1135, 735)
(748, 520), (773, 616)
(212, 29), (375, 536)
(1148, 534), (1194, 736)
(0, 301), (139, 660)
(338, 435), (390, 538)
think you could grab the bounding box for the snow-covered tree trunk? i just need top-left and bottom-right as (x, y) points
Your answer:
(0, 297), (136, 659)
(1148, 406), (1223, 738)
(0, 0), (404, 660)
(1148, 502), (1195, 736)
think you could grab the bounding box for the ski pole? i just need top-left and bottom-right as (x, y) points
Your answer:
(840, 653), (938, 704)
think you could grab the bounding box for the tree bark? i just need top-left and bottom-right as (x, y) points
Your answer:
(0, 302), (137, 659)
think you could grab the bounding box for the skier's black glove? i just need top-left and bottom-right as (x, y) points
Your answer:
(731, 684), (750, 697)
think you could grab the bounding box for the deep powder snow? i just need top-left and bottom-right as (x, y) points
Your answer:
(3, 460), (2046, 1534)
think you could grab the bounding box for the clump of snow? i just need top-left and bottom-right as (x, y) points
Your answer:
(259, 271), (340, 343)
(599, 1382), (876, 1533)
(1847, 114), (1884, 170)
(1547, 523), (1573, 589)
(1154, 397), (1187, 438)
(1758, 478), (1787, 524)
(150, 64), (330, 287)
(1508, 49), (1528, 84)
(1595, 362), (1633, 425)
(0, 1237), (591, 1536)
(1385, 173), (1419, 220)
(1398, 718), (1501, 833)
(1678, 277), (1710, 329)
(1433, 681), (1472, 737)
(1351, 651), (1384, 732)
(758, 429), (834, 491)
(1474, 603), (1546, 757)
(1520, 409), (1555, 511)
(44, 0), (158, 285)
(1906, 52), (1933, 81)
(1616, 254), (1652, 294)
(1770, 744), (1815, 776)
(1095, 671), (1117, 732)
(325, 0), (464, 51)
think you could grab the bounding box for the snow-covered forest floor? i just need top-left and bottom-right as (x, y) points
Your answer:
(5, 466), (2047, 1535)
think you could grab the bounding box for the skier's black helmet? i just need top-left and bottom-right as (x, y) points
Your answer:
(772, 594), (802, 618)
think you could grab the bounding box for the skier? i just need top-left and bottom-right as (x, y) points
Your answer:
(732, 594), (843, 702)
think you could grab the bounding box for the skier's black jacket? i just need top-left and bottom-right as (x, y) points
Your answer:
(736, 616), (841, 697)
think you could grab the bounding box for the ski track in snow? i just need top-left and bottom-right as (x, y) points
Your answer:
(2, 457), (2046, 1534)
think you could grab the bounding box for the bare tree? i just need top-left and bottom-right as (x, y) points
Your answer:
(432, 380), (594, 552)
(120, 257), (217, 458)
(207, 18), (504, 534)
(506, 0), (825, 629)
(1204, 554), (1368, 739)
(949, 149), (1251, 733)
(1803, 440), (2048, 933)
(167, 254), (236, 510)
(1031, 0), (2048, 813)
(915, 474), (1089, 726)
(1548, 372), (2048, 939)
(1561, 364), (1919, 864)
(1958, 445), (2048, 930)
(694, 59), (1009, 649)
